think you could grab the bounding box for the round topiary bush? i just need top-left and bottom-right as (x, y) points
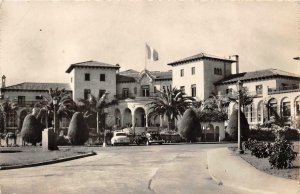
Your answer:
(179, 108), (201, 142)
(21, 114), (42, 145)
(226, 109), (249, 141)
(67, 112), (89, 145)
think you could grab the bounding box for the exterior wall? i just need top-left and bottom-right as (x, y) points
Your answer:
(1, 90), (49, 103)
(172, 61), (204, 100)
(203, 60), (232, 99)
(116, 77), (172, 98)
(72, 67), (117, 101)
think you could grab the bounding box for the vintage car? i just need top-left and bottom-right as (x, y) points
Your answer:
(145, 132), (164, 145)
(111, 131), (130, 146)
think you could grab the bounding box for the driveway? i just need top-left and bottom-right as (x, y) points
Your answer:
(0, 143), (241, 194)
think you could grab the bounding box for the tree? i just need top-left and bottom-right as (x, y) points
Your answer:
(67, 112), (89, 145)
(34, 87), (77, 130)
(226, 109), (249, 141)
(77, 92), (118, 134)
(0, 99), (18, 133)
(227, 87), (255, 111)
(179, 108), (201, 142)
(196, 95), (228, 123)
(21, 108), (43, 145)
(147, 88), (195, 131)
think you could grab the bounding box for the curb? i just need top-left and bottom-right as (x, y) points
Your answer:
(0, 151), (96, 170)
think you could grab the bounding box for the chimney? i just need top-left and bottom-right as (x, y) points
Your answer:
(116, 64), (120, 73)
(1, 75), (6, 88)
(231, 55), (239, 74)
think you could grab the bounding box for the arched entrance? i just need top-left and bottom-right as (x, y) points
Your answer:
(268, 98), (277, 119)
(123, 108), (132, 127)
(134, 107), (146, 127)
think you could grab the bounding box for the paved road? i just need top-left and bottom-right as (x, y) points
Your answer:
(0, 144), (241, 194)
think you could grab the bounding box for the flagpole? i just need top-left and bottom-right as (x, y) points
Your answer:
(145, 43), (147, 70)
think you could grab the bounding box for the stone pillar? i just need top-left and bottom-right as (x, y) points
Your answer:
(132, 111), (135, 135)
(145, 114), (148, 128)
(160, 115), (163, 127)
(42, 128), (58, 151)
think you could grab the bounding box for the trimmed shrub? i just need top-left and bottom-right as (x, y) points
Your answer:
(268, 137), (297, 169)
(249, 129), (275, 141)
(244, 138), (271, 158)
(226, 109), (249, 141)
(67, 112), (89, 145)
(21, 114), (42, 145)
(179, 108), (201, 142)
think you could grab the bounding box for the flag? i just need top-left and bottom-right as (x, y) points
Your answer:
(146, 44), (159, 61)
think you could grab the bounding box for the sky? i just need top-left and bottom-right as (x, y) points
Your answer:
(0, 1), (299, 86)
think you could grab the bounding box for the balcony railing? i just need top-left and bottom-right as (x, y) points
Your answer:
(115, 92), (159, 100)
(268, 86), (300, 95)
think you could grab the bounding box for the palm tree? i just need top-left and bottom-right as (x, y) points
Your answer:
(78, 92), (118, 134)
(227, 87), (255, 111)
(147, 88), (195, 131)
(34, 87), (76, 131)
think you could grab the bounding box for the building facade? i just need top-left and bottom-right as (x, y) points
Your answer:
(1, 52), (299, 137)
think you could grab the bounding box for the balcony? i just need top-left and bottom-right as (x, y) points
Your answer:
(268, 86), (300, 95)
(115, 92), (159, 100)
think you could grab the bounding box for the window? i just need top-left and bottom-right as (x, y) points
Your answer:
(153, 86), (157, 93)
(268, 98), (277, 119)
(99, 90), (106, 98)
(191, 67), (195, 75)
(191, 84), (196, 97)
(282, 98), (291, 117)
(257, 101), (263, 123)
(214, 68), (222, 75)
(18, 96), (25, 105)
(84, 89), (91, 100)
(296, 97), (300, 116)
(122, 88), (129, 98)
(180, 86), (185, 94)
(85, 73), (90, 81)
(141, 85), (150, 97)
(36, 96), (43, 100)
(256, 85), (263, 95)
(100, 74), (106, 81)
(226, 88), (233, 94)
(180, 69), (184, 77)
(134, 87), (137, 94)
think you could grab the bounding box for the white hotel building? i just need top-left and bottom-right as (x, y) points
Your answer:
(1, 52), (299, 138)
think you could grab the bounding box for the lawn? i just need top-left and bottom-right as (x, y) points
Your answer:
(0, 146), (96, 167)
(237, 141), (300, 180)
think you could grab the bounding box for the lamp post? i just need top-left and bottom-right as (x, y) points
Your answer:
(53, 97), (58, 134)
(236, 80), (244, 154)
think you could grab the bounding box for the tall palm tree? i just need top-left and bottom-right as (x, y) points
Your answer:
(147, 88), (195, 131)
(78, 92), (118, 134)
(34, 88), (76, 131)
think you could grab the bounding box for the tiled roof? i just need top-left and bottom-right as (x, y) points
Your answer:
(167, 52), (236, 66)
(117, 69), (172, 83)
(66, 60), (120, 73)
(2, 82), (71, 91)
(215, 69), (300, 85)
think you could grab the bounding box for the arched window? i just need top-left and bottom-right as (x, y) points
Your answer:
(245, 103), (255, 123)
(295, 96), (300, 116)
(268, 98), (277, 119)
(281, 97), (291, 117)
(257, 101), (264, 123)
